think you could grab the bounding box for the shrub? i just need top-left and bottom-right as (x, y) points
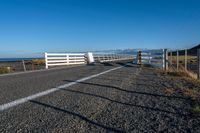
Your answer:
(164, 88), (175, 95)
(192, 106), (200, 113)
(167, 71), (189, 77)
(32, 59), (45, 65)
(183, 89), (200, 100)
(0, 67), (11, 74)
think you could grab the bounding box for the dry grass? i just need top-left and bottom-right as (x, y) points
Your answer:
(164, 88), (175, 95)
(168, 64), (198, 79)
(167, 71), (190, 77)
(169, 55), (197, 64)
(182, 89), (200, 100)
(0, 67), (12, 74)
(192, 106), (200, 113)
(32, 59), (45, 65)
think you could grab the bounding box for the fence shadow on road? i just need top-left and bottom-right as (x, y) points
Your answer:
(63, 80), (188, 100)
(115, 62), (134, 67)
(99, 62), (114, 66)
(29, 100), (126, 133)
(61, 89), (193, 117)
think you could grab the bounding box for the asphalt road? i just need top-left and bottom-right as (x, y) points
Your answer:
(0, 61), (200, 133)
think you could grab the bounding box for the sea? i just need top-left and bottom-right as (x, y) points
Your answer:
(0, 58), (44, 62)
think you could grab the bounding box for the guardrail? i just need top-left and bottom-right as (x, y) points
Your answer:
(93, 54), (135, 62)
(45, 53), (86, 69)
(45, 52), (135, 69)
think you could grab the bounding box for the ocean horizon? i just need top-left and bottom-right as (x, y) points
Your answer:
(0, 58), (44, 62)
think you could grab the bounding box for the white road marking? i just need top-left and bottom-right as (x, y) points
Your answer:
(0, 66), (123, 111)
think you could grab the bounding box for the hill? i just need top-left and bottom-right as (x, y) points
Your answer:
(172, 44), (200, 56)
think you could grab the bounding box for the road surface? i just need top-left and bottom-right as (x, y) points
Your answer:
(0, 61), (200, 133)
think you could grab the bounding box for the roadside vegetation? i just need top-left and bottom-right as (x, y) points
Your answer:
(0, 59), (45, 74)
(0, 67), (12, 74)
(170, 55), (197, 64)
(31, 59), (45, 65)
(157, 69), (200, 114)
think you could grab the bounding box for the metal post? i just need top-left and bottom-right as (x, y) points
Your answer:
(177, 50), (179, 70)
(170, 51), (172, 65)
(22, 60), (26, 71)
(148, 52), (151, 64)
(45, 52), (48, 69)
(164, 49), (168, 71)
(198, 49), (200, 79)
(185, 49), (187, 70)
(162, 49), (165, 69)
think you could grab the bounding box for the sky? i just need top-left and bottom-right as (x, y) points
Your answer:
(0, 0), (200, 57)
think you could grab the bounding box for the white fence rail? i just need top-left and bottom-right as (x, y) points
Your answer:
(45, 53), (86, 69)
(45, 52), (135, 69)
(93, 54), (135, 62)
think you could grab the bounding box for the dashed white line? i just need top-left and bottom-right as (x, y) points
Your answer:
(0, 66), (123, 111)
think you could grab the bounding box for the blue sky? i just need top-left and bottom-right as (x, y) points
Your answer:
(0, 0), (200, 57)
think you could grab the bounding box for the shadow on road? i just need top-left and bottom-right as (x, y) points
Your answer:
(115, 62), (134, 67)
(29, 100), (126, 133)
(100, 62), (114, 66)
(60, 89), (191, 117)
(63, 80), (188, 100)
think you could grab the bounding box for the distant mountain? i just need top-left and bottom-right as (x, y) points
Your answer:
(171, 44), (200, 56)
(92, 49), (138, 55)
(188, 44), (200, 55)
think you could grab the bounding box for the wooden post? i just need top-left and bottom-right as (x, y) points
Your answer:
(177, 50), (179, 70)
(185, 49), (187, 70)
(198, 49), (200, 79)
(138, 51), (142, 65)
(22, 60), (26, 71)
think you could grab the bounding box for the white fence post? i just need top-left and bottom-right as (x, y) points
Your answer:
(22, 60), (26, 71)
(164, 49), (168, 71)
(162, 49), (165, 69)
(86, 52), (94, 64)
(45, 52), (48, 69)
(66, 54), (69, 64)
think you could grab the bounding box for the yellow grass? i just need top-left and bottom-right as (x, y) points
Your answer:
(183, 89), (200, 100)
(0, 67), (11, 74)
(164, 88), (175, 95)
(169, 55), (197, 64)
(192, 106), (200, 113)
(32, 59), (45, 65)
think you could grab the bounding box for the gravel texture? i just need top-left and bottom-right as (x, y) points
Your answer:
(0, 61), (200, 133)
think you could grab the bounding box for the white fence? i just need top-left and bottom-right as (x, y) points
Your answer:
(45, 52), (135, 69)
(45, 53), (86, 69)
(93, 54), (135, 62)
